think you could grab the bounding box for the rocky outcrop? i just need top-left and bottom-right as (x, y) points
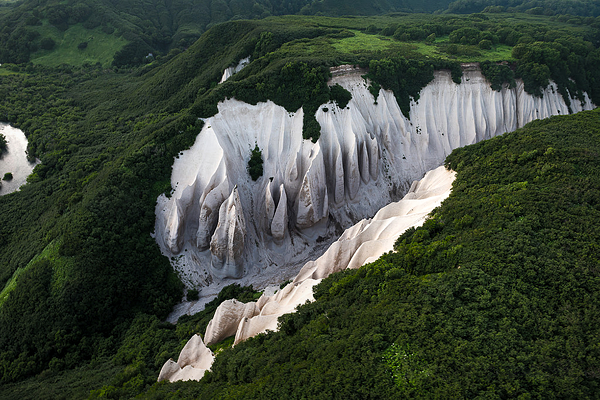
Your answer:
(157, 334), (214, 382)
(154, 67), (595, 307)
(162, 165), (455, 382)
(271, 184), (288, 242)
(219, 57), (250, 83)
(204, 299), (259, 345)
(210, 186), (246, 279)
(295, 143), (329, 229)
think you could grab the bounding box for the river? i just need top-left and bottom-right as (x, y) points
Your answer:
(0, 123), (39, 196)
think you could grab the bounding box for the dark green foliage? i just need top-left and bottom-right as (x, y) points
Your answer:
(478, 38), (492, 49)
(86, 284), (260, 398)
(40, 38), (55, 51)
(112, 39), (153, 68)
(447, 0), (600, 17)
(0, 133), (6, 153)
(0, 65), (188, 383)
(248, 144), (263, 181)
(329, 83), (352, 108)
(480, 60), (515, 91)
(2, 172), (12, 180)
(0, 0), (458, 66)
(187, 289), (200, 301)
(0, 9), (599, 397)
(449, 26), (482, 45)
(133, 108), (600, 399)
(77, 42), (88, 50)
(366, 58), (462, 117)
(511, 38), (600, 106)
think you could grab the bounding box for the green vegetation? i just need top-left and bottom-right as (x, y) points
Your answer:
(0, 0), (458, 67)
(0, 132), (6, 153)
(366, 58), (462, 116)
(125, 108), (600, 399)
(248, 144), (263, 181)
(0, 5), (599, 398)
(186, 288), (200, 301)
(29, 23), (127, 68)
(2, 172), (11, 180)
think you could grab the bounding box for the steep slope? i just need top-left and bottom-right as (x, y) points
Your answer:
(145, 107), (600, 399)
(155, 66), (594, 316)
(158, 165), (455, 382)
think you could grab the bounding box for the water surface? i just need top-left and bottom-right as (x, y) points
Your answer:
(0, 124), (39, 196)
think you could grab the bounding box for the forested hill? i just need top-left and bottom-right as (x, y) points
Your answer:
(134, 108), (600, 399)
(0, 0), (450, 65)
(2, 0), (600, 66)
(0, 8), (600, 399)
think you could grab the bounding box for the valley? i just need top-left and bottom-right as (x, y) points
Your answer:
(0, 2), (599, 398)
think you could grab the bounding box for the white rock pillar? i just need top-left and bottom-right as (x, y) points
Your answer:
(210, 186), (246, 278)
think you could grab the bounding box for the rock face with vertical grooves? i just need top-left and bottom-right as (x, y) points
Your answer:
(159, 165), (456, 382)
(154, 67), (595, 309)
(157, 334), (214, 382)
(210, 186), (246, 279)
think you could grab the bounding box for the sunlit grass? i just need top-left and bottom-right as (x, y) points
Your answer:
(0, 239), (74, 306)
(332, 30), (407, 53)
(411, 37), (515, 62)
(30, 22), (127, 67)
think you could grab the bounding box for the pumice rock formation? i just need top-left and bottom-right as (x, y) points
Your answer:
(154, 65), (595, 319)
(210, 186), (246, 279)
(159, 165), (455, 382)
(157, 334), (214, 382)
(219, 56), (250, 83)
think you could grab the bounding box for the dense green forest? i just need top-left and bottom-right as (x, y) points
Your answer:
(1, 0), (600, 66)
(113, 108), (600, 399)
(0, 2), (599, 398)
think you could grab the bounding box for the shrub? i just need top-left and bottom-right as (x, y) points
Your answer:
(186, 289), (199, 301)
(3, 172), (13, 180)
(248, 144), (263, 181)
(479, 39), (492, 50)
(0, 133), (6, 153)
(77, 42), (88, 50)
(40, 37), (56, 50)
(329, 83), (352, 108)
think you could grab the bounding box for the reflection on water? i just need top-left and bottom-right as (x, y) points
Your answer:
(0, 123), (39, 196)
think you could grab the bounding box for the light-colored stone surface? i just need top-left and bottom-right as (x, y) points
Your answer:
(204, 299), (259, 345)
(219, 57), (250, 83)
(158, 334), (214, 382)
(155, 68), (595, 322)
(164, 165), (455, 382)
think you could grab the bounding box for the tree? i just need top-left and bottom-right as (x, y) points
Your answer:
(0, 133), (6, 153)
(479, 39), (492, 50)
(248, 144), (263, 181)
(40, 37), (56, 50)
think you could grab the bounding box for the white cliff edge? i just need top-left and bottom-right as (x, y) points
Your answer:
(157, 334), (214, 382)
(219, 57), (250, 83)
(158, 165), (456, 382)
(154, 67), (594, 320)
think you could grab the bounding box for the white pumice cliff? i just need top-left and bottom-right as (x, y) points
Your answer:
(158, 165), (456, 382)
(156, 64), (596, 381)
(154, 66), (594, 322)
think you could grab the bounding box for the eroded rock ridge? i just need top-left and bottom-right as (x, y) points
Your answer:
(154, 67), (594, 306)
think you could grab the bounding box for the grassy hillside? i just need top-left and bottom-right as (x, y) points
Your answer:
(0, 11), (598, 398)
(2, 0), (599, 67)
(29, 23), (127, 68)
